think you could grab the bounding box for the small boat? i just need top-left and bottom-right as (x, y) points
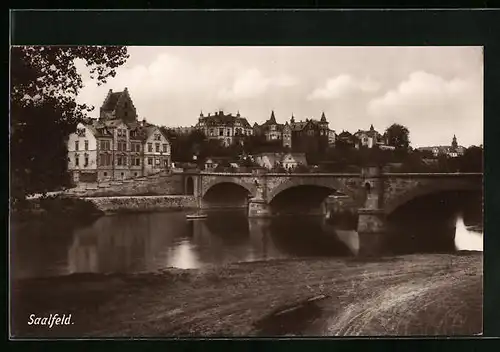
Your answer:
(186, 212), (208, 220)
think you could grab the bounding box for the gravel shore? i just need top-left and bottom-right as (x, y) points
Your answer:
(11, 252), (482, 338)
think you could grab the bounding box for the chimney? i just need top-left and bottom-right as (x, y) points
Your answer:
(142, 118), (146, 127)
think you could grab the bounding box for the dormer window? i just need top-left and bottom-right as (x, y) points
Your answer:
(76, 128), (86, 137)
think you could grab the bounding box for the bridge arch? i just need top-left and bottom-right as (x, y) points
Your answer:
(202, 179), (256, 199)
(384, 181), (482, 216)
(267, 177), (358, 204)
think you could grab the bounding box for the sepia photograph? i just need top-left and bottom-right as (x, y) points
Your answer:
(10, 45), (483, 338)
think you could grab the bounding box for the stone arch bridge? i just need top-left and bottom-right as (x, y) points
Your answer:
(181, 169), (481, 216)
(181, 168), (482, 255)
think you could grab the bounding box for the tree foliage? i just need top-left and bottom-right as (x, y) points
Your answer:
(11, 46), (130, 201)
(385, 123), (410, 150)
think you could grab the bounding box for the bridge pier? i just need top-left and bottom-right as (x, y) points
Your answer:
(248, 198), (272, 218)
(357, 209), (387, 256)
(355, 166), (388, 256)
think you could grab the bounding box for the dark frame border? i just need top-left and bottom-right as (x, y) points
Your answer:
(8, 8), (500, 348)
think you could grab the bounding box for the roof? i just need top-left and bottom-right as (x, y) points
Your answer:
(101, 91), (123, 112)
(262, 111), (277, 126)
(198, 111), (252, 128)
(81, 118), (167, 142)
(337, 131), (353, 138)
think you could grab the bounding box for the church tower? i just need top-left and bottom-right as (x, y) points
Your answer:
(452, 134), (458, 150)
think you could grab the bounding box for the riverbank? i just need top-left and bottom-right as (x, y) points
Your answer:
(11, 252), (482, 337)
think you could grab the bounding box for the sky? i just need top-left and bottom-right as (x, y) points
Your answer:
(75, 46), (483, 148)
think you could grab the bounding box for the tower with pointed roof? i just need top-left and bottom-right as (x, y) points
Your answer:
(452, 134), (458, 150)
(320, 112), (328, 129)
(269, 110), (277, 124)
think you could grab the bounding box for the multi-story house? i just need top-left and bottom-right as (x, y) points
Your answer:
(353, 124), (388, 149)
(254, 111), (293, 148)
(67, 88), (171, 184)
(253, 111), (335, 151)
(289, 113), (334, 153)
(195, 110), (253, 146)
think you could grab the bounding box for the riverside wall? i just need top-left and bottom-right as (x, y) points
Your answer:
(67, 172), (185, 197)
(85, 195), (198, 213)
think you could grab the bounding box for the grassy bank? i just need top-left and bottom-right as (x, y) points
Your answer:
(11, 253), (482, 338)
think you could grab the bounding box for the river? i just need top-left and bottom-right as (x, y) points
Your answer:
(11, 196), (482, 280)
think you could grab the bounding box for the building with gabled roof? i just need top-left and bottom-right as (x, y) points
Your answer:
(99, 87), (138, 123)
(67, 88), (171, 185)
(195, 110), (253, 146)
(353, 124), (388, 149)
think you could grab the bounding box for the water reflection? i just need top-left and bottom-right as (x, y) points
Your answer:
(12, 194), (483, 279)
(454, 215), (483, 252)
(167, 240), (202, 269)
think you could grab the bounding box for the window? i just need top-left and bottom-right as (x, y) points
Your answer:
(210, 128), (214, 136)
(135, 158), (141, 166)
(84, 140), (89, 150)
(75, 154), (79, 166)
(99, 153), (105, 166)
(155, 158), (160, 166)
(100, 140), (110, 150)
(148, 143), (153, 152)
(227, 129), (231, 136)
(76, 128), (86, 137)
(123, 156), (127, 166)
(121, 172), (124, 177)
(104, 172), (107, 177)
(75, 141), (79, 151)
(155, 143), (160, 152)
(154, 133), (161, 141)
(84, 155), (89, 167)
(219, 128), (224, 136)
(106, 154), (111, 166)
(134, 172), (137, 177)
(117, 157), (122, 166)
(148, 158), (153, 165)
(162, 144), (168, 153)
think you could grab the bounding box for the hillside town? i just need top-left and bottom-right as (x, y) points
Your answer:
(67, 88), (474, 185)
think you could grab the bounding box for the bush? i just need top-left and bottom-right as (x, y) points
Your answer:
(12, 195), (104, 226)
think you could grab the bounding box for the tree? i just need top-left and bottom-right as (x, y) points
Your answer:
(11, 46), (129, 201)
(385, 123), (410, 150)
(458, 146), (483, 172)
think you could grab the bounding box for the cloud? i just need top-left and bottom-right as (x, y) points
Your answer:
(368, 71), (470, 115)
(367, 71), (482, 147)
(218, 68), (298, 100)
(307, 75), (380, 100)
